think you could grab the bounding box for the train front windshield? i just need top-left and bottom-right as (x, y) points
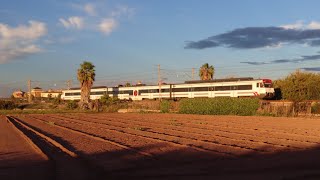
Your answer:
(262, 79), (272, 88)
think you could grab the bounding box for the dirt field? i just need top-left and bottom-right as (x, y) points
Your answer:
(2, 113), (320, 179)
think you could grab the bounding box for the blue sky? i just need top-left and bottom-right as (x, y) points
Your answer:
(1, 0), (320, 97)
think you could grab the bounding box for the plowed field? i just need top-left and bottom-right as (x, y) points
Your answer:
(3, 113), (320, 179)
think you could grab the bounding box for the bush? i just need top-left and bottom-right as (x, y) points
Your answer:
(0, 100), (16, 110)
(160, 100), (170, 113)
(99, 94), (121, 106)
(52, 94), (62, 105)
(66, 100), (78, 110)
(311, 102), (320, 114)
(179, 97), (259, 116)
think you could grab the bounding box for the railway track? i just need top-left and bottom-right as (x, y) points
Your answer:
(6, 116), (107, 180)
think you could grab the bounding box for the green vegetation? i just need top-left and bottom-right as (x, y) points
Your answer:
(66, 100), (78, 110)
(160, 100), (170, 113)
(311, 102), (320, 114)
(199, 63), (215, 80)
(179, 97), (259, 116)
(0, 100), (16, 110)
(77, 61), (96, 110)
(274, 70), (320, 101)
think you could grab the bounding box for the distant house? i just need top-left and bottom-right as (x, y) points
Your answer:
(31, 87), (43, 98)
(12, 90), (25, 98)
(41, 89), (62, 98)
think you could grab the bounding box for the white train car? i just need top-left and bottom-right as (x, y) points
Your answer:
(61, 86), (108, 100)
(61, 77), (274, 101)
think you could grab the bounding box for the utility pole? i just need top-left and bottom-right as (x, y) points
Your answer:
(158, 64), (161, 101)
(27, 80), (32, 103)
(192, 68), (195, 80)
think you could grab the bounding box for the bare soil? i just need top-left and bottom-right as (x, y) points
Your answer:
(2, 113), (320, 179)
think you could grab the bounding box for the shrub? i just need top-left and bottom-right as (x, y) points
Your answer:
(311, 102), (320, 114)
(66, 100), (78, 110)
(52, 94), (62, 105)
(99, 94), (121, 106)
(160, 100), (170, 113)
(179, 97), (259, 116)
(0, 100), (16, 110)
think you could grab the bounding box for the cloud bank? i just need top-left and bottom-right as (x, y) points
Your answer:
(241, 53), (320, 65)
(0, 21), (47, 63)
(185, 21), (320, 49)
(301, 67), (320, 71)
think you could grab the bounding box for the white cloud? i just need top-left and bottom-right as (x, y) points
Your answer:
(59, 16), (84, 29)
(307, 21), (320, 30)
(84, 3), (96, 16)
(0, 20), (46, 39)
(99, 18), (117, 35)
(280, 20), (320, 30)
(0, 21), (47, 63)
(71, 3), (97, 16)
(280, 20), (304, 30)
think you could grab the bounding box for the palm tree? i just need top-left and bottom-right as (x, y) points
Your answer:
(199, 63), (215, 80)
(77, 61), (96, 109)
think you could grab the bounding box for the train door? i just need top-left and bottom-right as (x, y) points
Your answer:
(189, 87), (194, 98)
(132, 89), (139, 100)
(231, 85), (237, 97)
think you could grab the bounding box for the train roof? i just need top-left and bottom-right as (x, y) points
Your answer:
(68, 86), (107, 90)
(184, 77), (255, 84)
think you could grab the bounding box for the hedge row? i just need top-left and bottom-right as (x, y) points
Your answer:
(179, 97), (259, 116)
(0, 100), (16, 110)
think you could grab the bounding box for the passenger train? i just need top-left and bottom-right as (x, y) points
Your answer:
(61, 77), (275, 101)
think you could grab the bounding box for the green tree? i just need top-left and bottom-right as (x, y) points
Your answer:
(274, 70), (320, 101)
(77, 61), (96, 110)
(125, 82), (131, 87)
(199, 63), (215, 80)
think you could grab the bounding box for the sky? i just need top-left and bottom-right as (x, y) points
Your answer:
(1, 0), (320, 97)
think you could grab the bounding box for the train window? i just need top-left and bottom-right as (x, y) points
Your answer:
(238, 85), (252, 90)
(149, 89), (158, 93)
(231, 86), (237, 90)
(215, 86), (231, 91)
(65, 92), (80, 96)
(162, 89), (170, 92)
(194, 87), (209, 91)
(264, 83), (272, 88)
(139, 89), (149, 94)
(257, 83), (259, 88)
(120, 90), (133, 95)
(108, 91), (118, 95)
(172, 88), (189, 92)
(90, 91), (106, 95)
